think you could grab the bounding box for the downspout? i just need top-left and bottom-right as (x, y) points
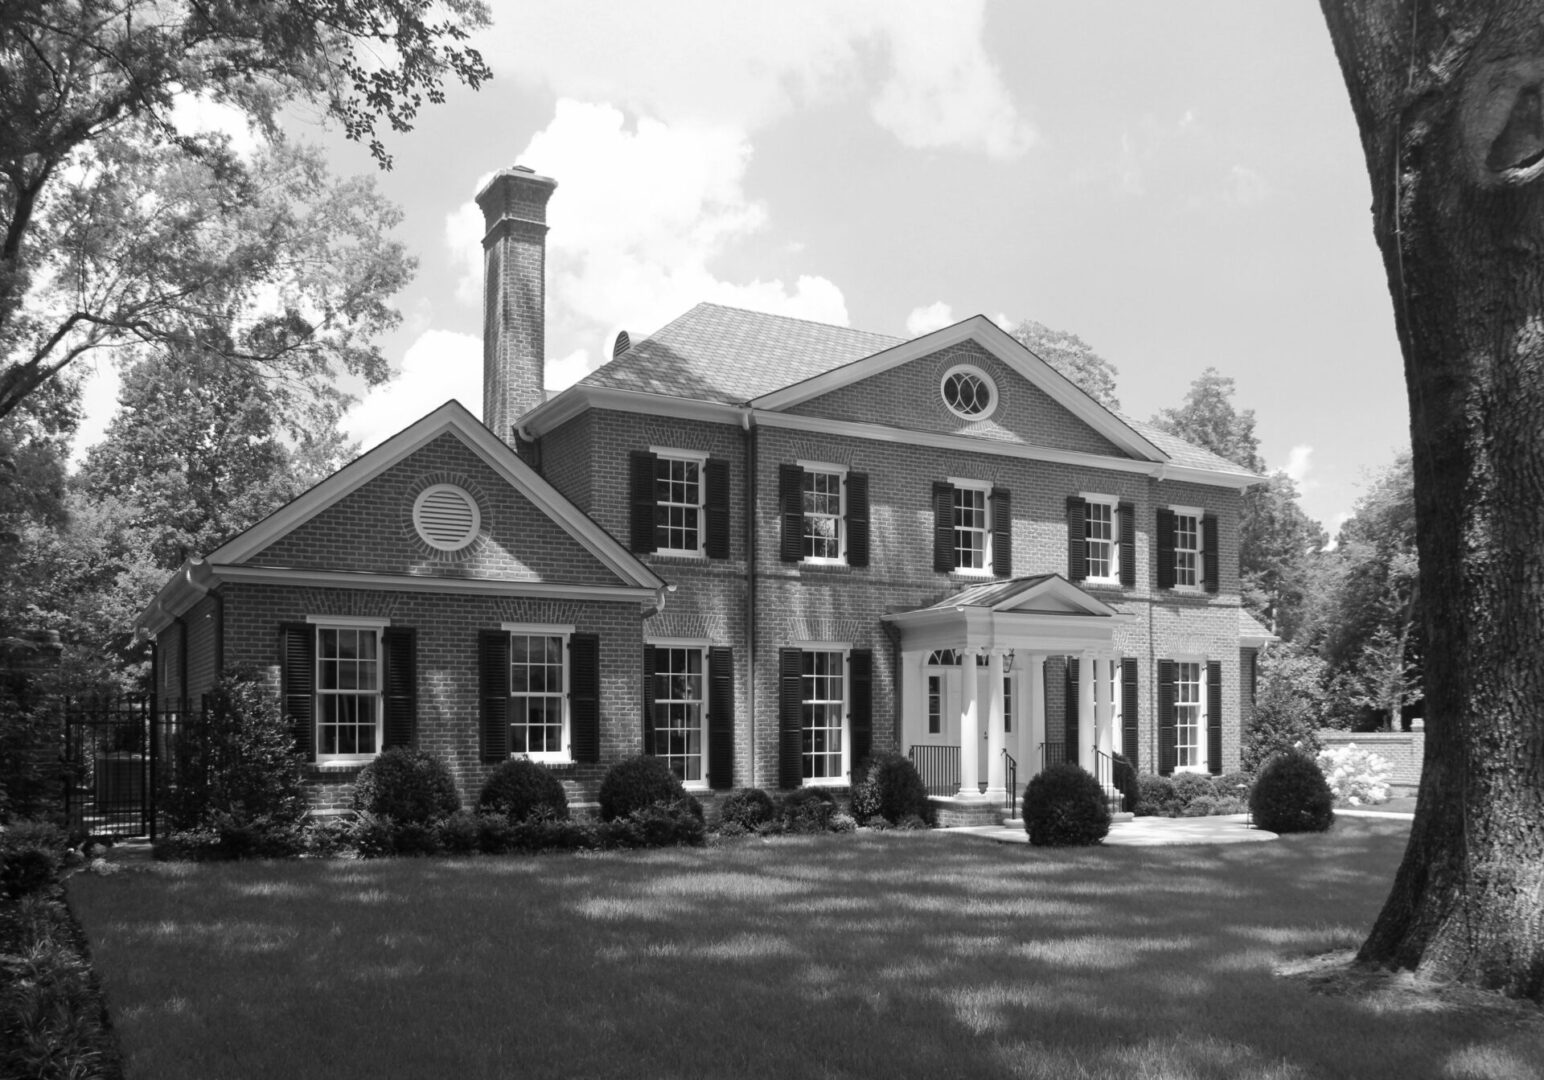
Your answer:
(741, 409), (757, 789)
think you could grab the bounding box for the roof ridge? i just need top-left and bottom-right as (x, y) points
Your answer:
(687, 301), (905, 342)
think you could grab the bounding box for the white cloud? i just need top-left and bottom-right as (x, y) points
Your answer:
(342, 330), (481, 451)
(67, 361), (123, 470)
(1224, 164), (1270, 207)
(1283, 444), (1314, 485)
(905, 302), (955, 337)
(170, 93), (260, 158)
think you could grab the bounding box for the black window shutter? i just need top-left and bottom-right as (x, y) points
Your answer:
(382, 627), (416, 749)
(641, 644), (657, 754)
(933, 482), (955, 573)
(1245, 648), (1258, 704)
(1203, 514), (1220, 593)
(704, 458), (731, 559)
(629, 451), (658, 553)
(570, 633), (601, 764)
(1157, 659), (1176, 775)
(1121, 657), (1139, 771)
(1156, 508), (1176, 590)
(1064, 658), (1080, 756)
(279, 623), (315, 760)
(779, 648), (804, 789)
(1066, 497), (1087, 582)
(708, 646), (734, 790)
(846, 472), (870, 568)
(1206, 660), (1223, 775)
(849, 649), (873, 771)
(478, 629), (510, 763)
(779, 464), (805, 562)
(1118, 501), (1136, 588)
(991, 488), (1012, 578)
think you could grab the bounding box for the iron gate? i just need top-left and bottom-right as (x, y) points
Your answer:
(62, 697), (159, 838)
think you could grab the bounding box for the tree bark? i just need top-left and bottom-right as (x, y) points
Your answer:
(1319, 0), (1544, 1000)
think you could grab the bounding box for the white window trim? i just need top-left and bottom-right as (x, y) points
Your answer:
(948, 477), (994, 577)
(312, 621), (385, 765)
(1080, 492), (1120, 586)
(1170, 504), (1205, 592)
(650, 447), (708, 558)
(798, 460), (849, 565)
(505, 624), (573, 764)
(800, 643), (851, 787)
(939, 363), (1000, 421)
(1172, 655), (1207, 774)
(646, 638), (712, 790)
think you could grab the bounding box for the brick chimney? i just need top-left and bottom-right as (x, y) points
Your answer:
(476, 166), (557, 445)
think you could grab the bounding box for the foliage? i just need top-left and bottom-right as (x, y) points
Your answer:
(599, 800), (707, 849)
(1023, 763), (1110, 846)
(1010, 318), (1121, 409)
(160, 667), (305, 831)
(1241, 472), (1328, 636)
(1171, 773), (1219, 805)
(829, 812), (858, 833)
(777, 787), (837, 834)
(1244, 645), (1329, 771)
(478, 758), (569, 822)
(849, 752), (934, 826)
(0, 675), (59, 823)
(155, 813), (305, 861)
(0, 819), (67, 898)
(1315, 743), (1393, 807)
(718, 788), (776, 829)
(1215, 771), (1255, 801)
(352, 747), (460, 824)
(1134, 774), (1178, 817)
(1250, 751), (1334, 834)
(1111, 753), (1139, 813)
(1150, 368), (1265, 473)
(597, 755), (690, 822)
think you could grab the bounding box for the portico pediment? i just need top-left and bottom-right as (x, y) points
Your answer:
(882, 574), (1131, 655)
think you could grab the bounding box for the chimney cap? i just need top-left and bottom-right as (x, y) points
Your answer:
(475, 165), (557, 205)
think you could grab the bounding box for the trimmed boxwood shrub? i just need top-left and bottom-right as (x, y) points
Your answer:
(353, 746), (460, 824)
(600, 799), (706, 848)
(1250, 751), (1334, 833)
(599, 755), (691, 821)
(777, 787), (836, 833)
(1134, 774), (1177, 817)
(478, 758), (569, 821)
(1024, 763), (1110, 846)
(850, 752), (934, 826)
(1171, 772), (1219, 811)
(1215, 770), (1255, 801)
(719, 788), (776, 829)
(1111, 753), (1139, 812)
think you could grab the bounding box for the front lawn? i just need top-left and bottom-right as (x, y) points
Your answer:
(69, 820), (1542, 1079)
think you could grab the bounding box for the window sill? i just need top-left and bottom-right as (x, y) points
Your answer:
(948, 569), (994, 580)
(798, 560), (852, 574)
(307, 761), (370, 775)
(650, 549), (707, 560)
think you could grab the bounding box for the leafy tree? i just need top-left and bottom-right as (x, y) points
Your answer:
(1243, 645), (1329, 772)
(0, 0), (489, 422)
(1150, 367), (1265, 473)
(1240, 472), (1328, 637)
(1010, 318), (1121, 409)
(1320, 0), (1544, 999)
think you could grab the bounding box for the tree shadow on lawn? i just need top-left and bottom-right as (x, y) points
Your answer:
(70, 819), (1544, 1080)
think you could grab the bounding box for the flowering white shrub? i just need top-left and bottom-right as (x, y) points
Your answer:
(1315, 743), (1394, 806)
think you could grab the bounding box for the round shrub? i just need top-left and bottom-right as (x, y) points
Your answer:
(1250, 751), (1334, 833)
(1170, 772), (1219, 811)
(1181, 795), (1220, 818)
(1023, 762), (1111, 846)
(1134, 774), (1177, 817)
(1111, 753), (1139, 812)
(353, 747), (460, 824)
(778, 787), (836, 833)
(598, 755), (689, 821)
(1215, 770), (1255, 802)
(850, 752), (934, 826)
(478, 758), (569, 821)
(719, 788), (776, 829)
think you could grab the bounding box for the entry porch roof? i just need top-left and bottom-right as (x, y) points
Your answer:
(882, 574), (1134, 655)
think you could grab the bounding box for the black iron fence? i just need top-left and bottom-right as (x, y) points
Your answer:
(908, 744), (960, 796)
(62, 697), (206, 839)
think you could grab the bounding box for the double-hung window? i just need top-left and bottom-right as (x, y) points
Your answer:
(953, 484), (990, 572)
(934, 480), (1011, 577)
(506, 624), (571, 762)
(1173, 661), (1203, 770)
(802, 464), (846, 562)
(1083, 497), (1118, 584)
(315, 622), (383, 761)
(779, 462), (869, 567)
(1157, 505), (1217, 592)
(654, 451), (705, 555)
(1172, 506), (1202, 589)
(802, 649), (847, 782)
(631, 448), (731, 559)
(649, 644), (707, 786)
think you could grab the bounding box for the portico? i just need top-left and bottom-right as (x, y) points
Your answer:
(883, 575), (1133, 808)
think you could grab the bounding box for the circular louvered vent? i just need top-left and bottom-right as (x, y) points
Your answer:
(413, 484), (481, 551)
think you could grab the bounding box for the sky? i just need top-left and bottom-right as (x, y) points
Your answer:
(73, 2), (1410, 536)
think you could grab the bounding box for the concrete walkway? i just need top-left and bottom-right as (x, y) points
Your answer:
(945, 813), (1278, 846)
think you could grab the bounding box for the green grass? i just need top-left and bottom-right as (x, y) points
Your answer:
(69, 820), (1543, 1080)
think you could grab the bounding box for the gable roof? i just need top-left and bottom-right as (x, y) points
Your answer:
(910, 574), (1126, 618)
(136, 400), (666, 638)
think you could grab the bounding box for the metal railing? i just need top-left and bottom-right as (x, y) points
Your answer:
(1038, 741), (1068, 771)
(908, 744), (960, 796)
(1093, 746), (1113, 793)
(1002, 750), (1017, 819)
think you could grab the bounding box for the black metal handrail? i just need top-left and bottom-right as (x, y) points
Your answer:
(1038, 740), (1068, 771)
(908, 744), (960, 796)
(1093, 746), (1113, 792)
(1002, 750), (1017, 819)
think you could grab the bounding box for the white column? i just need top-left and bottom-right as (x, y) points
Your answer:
(1077, 652), (1095, 772)
(984, 650), (1007, 802)
(958, 648), (981, 798)
(900, 650), (925, 749)
(1094, 655), (1115, 761)
(1026, 652), (1046, 775)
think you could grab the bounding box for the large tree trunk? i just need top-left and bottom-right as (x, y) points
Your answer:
(1319, 1), (1544, 1000)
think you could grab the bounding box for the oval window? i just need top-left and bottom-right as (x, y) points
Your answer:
(940, 365), (998, 420)
(413, 484), (481, 552)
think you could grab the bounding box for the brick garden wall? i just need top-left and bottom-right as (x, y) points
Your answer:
(1318, 729), (1425, 794)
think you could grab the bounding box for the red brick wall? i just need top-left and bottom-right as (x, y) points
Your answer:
(1318, 730), (1425, 794)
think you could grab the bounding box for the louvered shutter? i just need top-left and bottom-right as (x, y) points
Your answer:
(846, 472), (870, 568)
(1157, 660), (1177, 776)
(707, 647), (734, 789)
(382, 627), (416, 749)
(991, 488), (1012, 578)
(704, 458), (730, 559)
(849, 649), (873, 771)
(779, 648), (804, 789)
(1156, 508), (1176, 590)
(478, 629), (510, 762)
(933, 482), (955, 572)
(1202, 514), (1220, 593)
(415, 488), (477, 549)
(1206, 660), (1223, 775)
(629, 451), (658, 553)
(1064, 658), (1080, 759)
(280, 623), (315, 760)
(1121, 657), (1139, 771)
(641, 644), (657, 753)
(1066, 497), (1087, 582)
(779, 464), (804, 562)
(1118, 501), (1136, 587)
(1244, 648), (1258, 704)
(570, 633), (600, 764)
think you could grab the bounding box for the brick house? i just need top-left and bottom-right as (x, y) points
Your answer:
(138, 165), (1271, 818)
